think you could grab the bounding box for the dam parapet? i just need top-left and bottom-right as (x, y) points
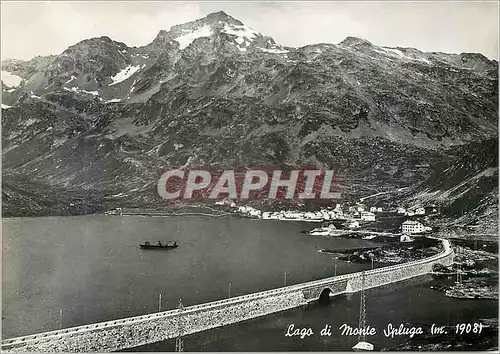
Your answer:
(2, 239), (454, 352)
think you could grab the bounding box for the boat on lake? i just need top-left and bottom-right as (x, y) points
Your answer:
(140, 241), (178, 249)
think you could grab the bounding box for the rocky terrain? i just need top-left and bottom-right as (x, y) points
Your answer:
(320, 236), (442, 265)
(386, 318), (498, 351)
(1, 11), (498, 222)
(399, 138), (498, 237)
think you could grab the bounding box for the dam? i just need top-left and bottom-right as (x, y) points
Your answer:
(1, 238), (454, 352)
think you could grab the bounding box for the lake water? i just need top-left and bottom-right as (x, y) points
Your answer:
(3, 215), (497, 351)
(2, 215), (376, 338)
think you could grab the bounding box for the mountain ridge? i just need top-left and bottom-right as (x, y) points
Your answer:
(1, 11), (498, 229)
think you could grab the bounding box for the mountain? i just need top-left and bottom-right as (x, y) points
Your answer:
(402, 138), (498, 237)
(1, 11), (498, 222)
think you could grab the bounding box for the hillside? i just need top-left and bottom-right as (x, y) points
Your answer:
(1, 11), (498, 218)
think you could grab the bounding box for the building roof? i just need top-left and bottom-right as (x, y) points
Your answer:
(353, 342), (374, 351)
(402, 220), (422, 225)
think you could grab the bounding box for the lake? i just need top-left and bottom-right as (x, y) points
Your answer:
(2, 215), (376, 338)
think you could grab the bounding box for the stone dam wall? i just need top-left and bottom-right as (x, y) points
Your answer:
(2, 291), (307, 352)
(2, 239), (454, 352)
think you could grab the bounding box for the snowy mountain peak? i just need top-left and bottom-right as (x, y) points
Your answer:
(150, 11), (265, 52)
(168, 11), (243, 35)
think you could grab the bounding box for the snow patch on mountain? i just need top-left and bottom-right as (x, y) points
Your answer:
(174, 25), (213, 50)
(63, 87), (100, 96)
(65, 76), (77, 84)
(105, 98), (122, 104)
(222, 23), (258, 41)
(109, 65), (141, 86)
(52, 137), (67, 148)
(258, 47), (289, 54)
(377, 47), (432, 64)
(130, 79), (138, 93)
(1, 70), (23, 87)
(223, 23), (258, 52)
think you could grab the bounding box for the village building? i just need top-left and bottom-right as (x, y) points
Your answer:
(402, 220), (425, 234)
(400, 235), (414, 242)
(415, 207), (425, 215)
(376, 207), (383, 213)
(360, 211), (376, 221)
(369, 207), (377, 213)
(348, 221), (360, 229)
(327, 209), (342, 219)
(334, 209), (343, 218)
(215, 198), (236, 206)
(333, 204), (343, 217)
(397, 207), (406, 214)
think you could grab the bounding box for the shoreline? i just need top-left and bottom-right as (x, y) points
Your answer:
(3, 213), (499, 245)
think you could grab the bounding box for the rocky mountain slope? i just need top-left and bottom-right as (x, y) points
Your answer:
(403, 138), (498, 236)
(1, 11), (498, 218)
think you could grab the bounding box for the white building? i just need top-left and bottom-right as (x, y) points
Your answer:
(348, 221), (360, 229)
(334, 209), (343, 218)
(400, 235), (414, 242)
(333, 204), (343, 217)
(369, 207), (377, 213)
(215, 198), (234, 206)
(263, 212), (279, 220)
(328, 210), (342, 219)
(376, 207), (383, 213)
(397, 207), (406, 214)
(402, 220), (425, 234)
(360, 211), (376, 221)
(310, 224), (337, 236)
(415, 207), (425, 215)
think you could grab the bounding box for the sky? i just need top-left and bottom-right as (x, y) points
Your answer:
(1, 1), (498, 61)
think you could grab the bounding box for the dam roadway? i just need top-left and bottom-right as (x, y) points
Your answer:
(1, 239), (454, 352)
